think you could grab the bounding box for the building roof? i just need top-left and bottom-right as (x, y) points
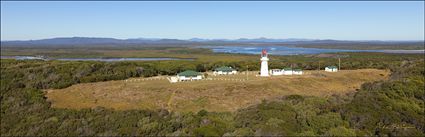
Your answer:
(294, 68), (303, 71)
(178, 70), (202, 77)
(326, 66), (338, 69)
(215, 66), (235, 72)
(283, 67), (292, 71)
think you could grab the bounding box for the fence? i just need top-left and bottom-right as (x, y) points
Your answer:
(125, 77), (166, 82)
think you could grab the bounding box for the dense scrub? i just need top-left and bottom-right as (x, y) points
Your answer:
(1, 53), (424, 136)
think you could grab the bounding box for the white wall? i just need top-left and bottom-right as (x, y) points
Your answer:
(293, 71), (303, 75)
(283, 70), (293, 75)
(270, 70), (283, 75)
(325, 68), (338, 72)
(213, 71), (237, 75)
(170, 77), (179, 83)
(178, 75), (203, 81)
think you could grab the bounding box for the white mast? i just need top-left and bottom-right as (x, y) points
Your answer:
(260, 49), (269, 77)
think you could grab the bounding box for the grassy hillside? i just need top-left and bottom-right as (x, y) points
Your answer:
(45, 69), (389, 112)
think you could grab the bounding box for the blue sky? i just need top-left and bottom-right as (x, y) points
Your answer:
(1, 1), (424, 41)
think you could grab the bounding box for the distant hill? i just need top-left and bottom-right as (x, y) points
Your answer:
(2, 37), (122, 46)
(187, 37), (315, 43)
(1, 37), (318, 46)
(1, 37), (192, 46)
(1, 37), (423, 50)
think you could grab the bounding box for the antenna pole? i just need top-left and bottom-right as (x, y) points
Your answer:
(318, 61), (321, 71)
(291, 63), (293, 72)
(338, 58), (341, 70)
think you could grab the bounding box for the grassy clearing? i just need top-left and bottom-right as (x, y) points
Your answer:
(46, 69), (389, 112)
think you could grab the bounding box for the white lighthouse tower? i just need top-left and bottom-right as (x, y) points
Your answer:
(260, 49), (269, 77)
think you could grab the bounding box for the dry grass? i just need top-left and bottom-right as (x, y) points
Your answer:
(45, 69), (389, 112)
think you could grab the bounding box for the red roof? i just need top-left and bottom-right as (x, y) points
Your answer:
(262, 49), (267, 56)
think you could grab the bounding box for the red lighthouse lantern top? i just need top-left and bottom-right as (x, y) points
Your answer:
(261, 49), (267, 57)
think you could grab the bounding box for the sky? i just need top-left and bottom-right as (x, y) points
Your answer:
(1, 1), (424, 41)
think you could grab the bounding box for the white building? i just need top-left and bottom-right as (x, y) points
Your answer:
(213, 66), (237, 75)
(283, 68), (293, 75)
(270, 69), (284, 75)
(293, 69), (303, 75)
(260, 49), (270, 77)
(177, 70), (203, 81)
(325, 66), (338, 72)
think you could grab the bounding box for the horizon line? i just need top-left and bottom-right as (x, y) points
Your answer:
(2, 36), (424, 42)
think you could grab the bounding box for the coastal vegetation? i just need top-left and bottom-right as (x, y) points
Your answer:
(1, 51), (424, 136)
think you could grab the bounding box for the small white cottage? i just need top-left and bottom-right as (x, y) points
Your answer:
(213, 66), (237, 75)
(283, 68), (293, 75)
(293, 69), (303, 75)
(177, 70), (203, 81)
(325, 66), (338, 72)
(270, 69), (284, 75)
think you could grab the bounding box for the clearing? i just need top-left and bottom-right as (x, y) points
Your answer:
(46, 69), (389, 112)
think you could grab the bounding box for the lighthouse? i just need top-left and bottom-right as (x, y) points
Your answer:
(260, 49), (269, 77)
